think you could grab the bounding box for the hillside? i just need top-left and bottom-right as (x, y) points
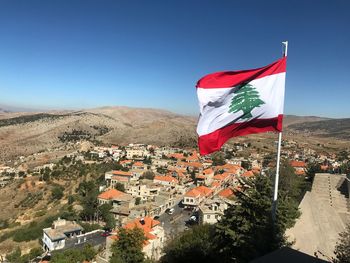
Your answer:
(287, 118), (350, 139)
(0, 107), (197, 162)
(0, 106), (349, 162)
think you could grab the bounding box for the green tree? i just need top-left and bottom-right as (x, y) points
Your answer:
(6, 247), (21, 263)
(99, 203), (116, 230)
(142, 171), (155, 180)
(229, 83), (265, 119)
(110, 227), (147, 263)
(51, 185), (64, 200)
(115, 182), (126, 192)
(212, 151), (226, 166)
(51, 244), (96, 263)
(333, 224), (350, 263)
(215, 175), (298, 262)
(161, 224), (217, 263)
(241, 160), (251, 170)
(135, 197), (141, 205)
(77, 180), (99, 221)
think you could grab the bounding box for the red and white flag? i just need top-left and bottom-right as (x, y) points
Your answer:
(196, 57), (287, 155)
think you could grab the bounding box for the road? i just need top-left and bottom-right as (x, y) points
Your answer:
(158, 200), (194, 238)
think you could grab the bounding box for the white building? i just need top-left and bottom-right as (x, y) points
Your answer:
(198, 198), (229, 224)
(42, 218), (83, 251)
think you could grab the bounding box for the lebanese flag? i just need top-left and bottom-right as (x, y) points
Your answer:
(196, 57), (286, 155)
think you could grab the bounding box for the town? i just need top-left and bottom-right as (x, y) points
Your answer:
(0, 139), (349, 262)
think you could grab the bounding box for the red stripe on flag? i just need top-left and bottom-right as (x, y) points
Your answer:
(196, 57), (286, 89)
(198, 115), (283, 155)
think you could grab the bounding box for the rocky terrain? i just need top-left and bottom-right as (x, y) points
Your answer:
(0, 106), (349, 162)
(0, 106), (197, 162)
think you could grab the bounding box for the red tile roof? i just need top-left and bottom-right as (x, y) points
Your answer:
(185, 185), (213, 198)
(98, 189), (125, 200)
(133, 161), (144, 167)
(242, 170), (254, 177)
(290, 160), (306, 168)
(120, 160), (132, 164)
(203, 168), (214, 175)
(112, 170), (132, 176)
(124, 216), (160, 232)
(154, 175), (178, 183)
(168, 153), (185, 159)
(218, 188), (234, 198)
(109, 216), (160, 247)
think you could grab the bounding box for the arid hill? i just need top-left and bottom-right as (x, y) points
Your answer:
(0, 106), (348, 162)
(0, 107), (197, 162)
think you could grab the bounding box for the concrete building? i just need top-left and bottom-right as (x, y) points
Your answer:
(105, 170), (139, 187)
(196, 168), (214, 186)
(42, 218), (83, 251)
(286, 173), (350, 260)
(183, 185), (213, 207)
(153, 175), (179, 187)
(98, 189), (135, 224)
(127, 181), (161, 201)
(198, 198), (228, 224)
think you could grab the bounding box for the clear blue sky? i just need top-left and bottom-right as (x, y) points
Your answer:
(0, 0), (349, 117)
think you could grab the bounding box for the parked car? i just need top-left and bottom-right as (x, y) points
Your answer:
(167, 208), (175, 215)
(101, 231), (111, 237)
(190, 215), (197, 221)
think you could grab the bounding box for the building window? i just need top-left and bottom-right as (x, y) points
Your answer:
(207, 215), (210, 219)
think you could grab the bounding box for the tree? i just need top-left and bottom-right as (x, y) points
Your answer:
(110, 227), (147, 263)
(115, 182), (126, 192)
(212, 152), (226, 166)
(241, 160), (251, 170)
(161, 224), (217, 263)
(333, 224), (350, 263)
(215, 175), (299, 262)
(6, 247), (21, 263)
(99, 203), (116, 230)
(142, 171), (155, 180)
(77, 181), (99, 221)
(51, 185), (64, 200)
(144, 156), (152, 165)
(51, 244), (96, 263)
(135, 197), (141, 205)
(229, 83), (265, 119)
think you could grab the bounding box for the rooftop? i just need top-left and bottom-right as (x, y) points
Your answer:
(98, 188), (125, 200)
(43, 218), (83, 241)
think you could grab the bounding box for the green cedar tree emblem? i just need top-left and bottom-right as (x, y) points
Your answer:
(228, 83), (265, 119)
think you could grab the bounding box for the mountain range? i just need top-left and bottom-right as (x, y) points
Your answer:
(0, 106), (349, 162)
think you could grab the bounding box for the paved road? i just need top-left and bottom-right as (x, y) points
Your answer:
(158, 200), (194, 238)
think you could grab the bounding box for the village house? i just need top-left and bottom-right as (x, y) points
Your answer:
(98, 188), (135, 225)
(152, 158), (169, 168)
(183, 185), (213, 208)
(127, 181), (162, 201)
(198, 198), (229, 225)
(105, 170), (139, 187)
(120, 159), (133, 167)
(290, 160), (307, 175)
(126, 144), (149, 159)
(105, 217), (165, 261)
(196, 168), (214, 186)
(153, 175), (179, 187)
(42, 218), (83, 251)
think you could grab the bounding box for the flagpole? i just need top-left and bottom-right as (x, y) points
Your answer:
(272, 41), (288, 221)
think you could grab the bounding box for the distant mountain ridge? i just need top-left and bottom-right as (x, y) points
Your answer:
(0, 106), (348, 161)
(287, 118), (350, 139)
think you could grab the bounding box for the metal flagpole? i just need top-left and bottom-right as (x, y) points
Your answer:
(272, 41), (288, 221)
